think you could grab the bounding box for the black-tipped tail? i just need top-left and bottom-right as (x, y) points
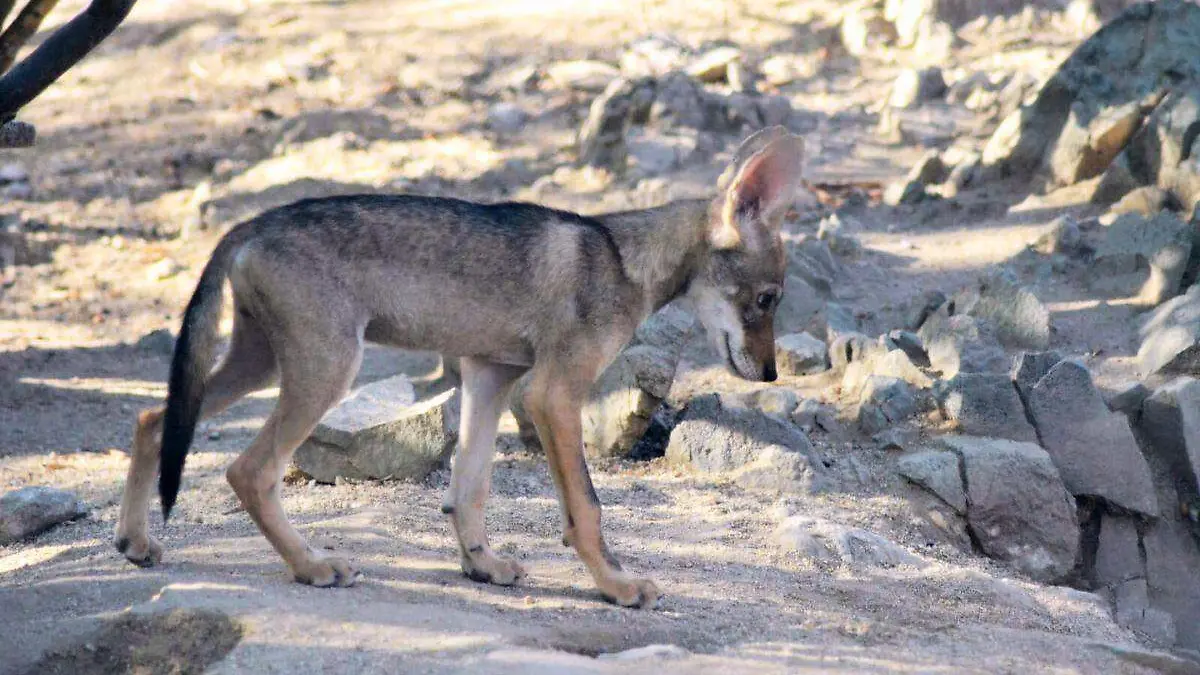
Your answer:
(157, 239), (237, 521)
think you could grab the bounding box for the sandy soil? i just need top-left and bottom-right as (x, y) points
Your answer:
(0, 0), (1187, 672)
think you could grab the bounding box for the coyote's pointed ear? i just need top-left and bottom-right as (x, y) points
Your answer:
(710, 133), (805, 250)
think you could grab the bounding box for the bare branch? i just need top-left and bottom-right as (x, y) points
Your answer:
(0, 119), (34, 146)
(0, 0), (137, 123)
(0, 0), (60, 75)
(0, 0), (21, 32)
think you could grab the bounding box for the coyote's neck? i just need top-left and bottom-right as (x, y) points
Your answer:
(597, 199), (710, 319)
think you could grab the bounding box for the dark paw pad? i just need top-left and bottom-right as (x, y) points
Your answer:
(464, 568), (493, 584)
(115, 537), (130, 554)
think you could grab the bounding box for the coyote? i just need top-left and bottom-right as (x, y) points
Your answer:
(115, 127), (804, 608)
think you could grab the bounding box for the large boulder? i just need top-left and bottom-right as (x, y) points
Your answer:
(937, 435), (1079, 583)
(981, 1), (1200, 189)
(1027, 360), (1158, 516)
(936, 373), (1038, 443)
(1142, 516), (1200, 649)
(950, 272), (1051, 351)
(1138, 377), (1200, 500)
(1137, 283), (1200, 375)
(896, 450), (966, 513)
(1092, 514), (1142, 589)
(666, 393), (828, 494)
(0, 487), (87, 544)
(293, 377), (459, 483)
(918, 312), (1008, 377)
(1096, 85), (1200, 210)
(1089, 212), (1194, 305)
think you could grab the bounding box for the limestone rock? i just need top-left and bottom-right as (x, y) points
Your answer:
(1139, 377), (1200, 500)
(1090, 212), (1193, 305)
(775, 332), (829, 376)
(936, 373), (1038, 443)
(294, 378), (458, 483)
(666, 393), (827, 493)
(939, 435), (1079, 583)
(0, 487), (87, 544)
(896, 450), (966, 514)
(1027, 360), (1158, 516)
(1137, 283), (1200, 375)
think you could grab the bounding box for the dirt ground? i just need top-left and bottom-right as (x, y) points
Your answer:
(0, 0), (1189, 673)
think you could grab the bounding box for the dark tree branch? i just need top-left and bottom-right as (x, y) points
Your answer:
(0, 118), (33, 146)
(0, 0), (137, 123)
(0, 0), (60, 75)
(0, 0), (21, 32)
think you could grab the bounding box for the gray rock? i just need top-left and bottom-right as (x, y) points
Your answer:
(889, 67), (946, 109)
(886, 330), (929, 366)
(0, 162), (29, 183)
(135, 328), (176, 356)
(982, 1), (1200, 188)
(1091, 212), (1193, 304)
(787, 237), (840, 298)
(774, 516), (921, 568)
(843, 347), (934, 399)
(666, 393), (827, 493)
(1143, 516), (1200, 649)
(649, 71), (709, 129)
(546, 60), (620, 91)
(775, 332), (828, 376)
(857, 376), (917, 434)
(896, 450), (966, 514)
(905, 289), (948, 331)
(939, 435), (1079, 583)
(873, 427), (916, 451)
(759, 54), (818, 87)
(576, 77), (655, 170)
(1116, 578), (1178, 645)
(952, 271), (1051, 351)
(731, 387), (800, 420)
(937, 373), (1038, 443)
(1097, 84), (1200, 210)
(1105, 381), (1150, 416)
(840, 6), (896, 55)
(1139, 377), (1200, 499)
(1094, 515), (1143, 588)
(294, 379), (458, 483)
(619, 35), (689, 78)
(883, 180), (926, 206)
(685, 46), (741, 83)
(0, 487), (87, 544)
(1109, 185), (1173, 217)
(1028, 360), (1158, 516)
(919, 312), (1009, 377)
(581, 345), (676, 456)
(774, 275), (827, 338)
(1137, 283), (1200, 375)
(1034, 215), (1084, 255)
(1010, 350), (1064, 402)
(823, 303), (860, 343)
(906, 150), (950, 186)
(625, 128), (704, 176)
(486, 102), (528, 133)
(790, 398), (840, 434)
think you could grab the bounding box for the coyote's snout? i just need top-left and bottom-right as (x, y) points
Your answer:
(114, 126), (806, 607)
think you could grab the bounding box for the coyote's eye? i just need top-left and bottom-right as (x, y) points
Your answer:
(756, 291), (777, 311)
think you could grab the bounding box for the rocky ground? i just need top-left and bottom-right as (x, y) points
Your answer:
(3, 0), (1200, 673)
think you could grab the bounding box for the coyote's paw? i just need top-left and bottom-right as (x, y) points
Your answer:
(293, 554), (361, 588)
(115, 533), (163, 568)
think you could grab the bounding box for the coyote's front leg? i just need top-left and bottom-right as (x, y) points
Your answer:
(524, 364), (660, 608)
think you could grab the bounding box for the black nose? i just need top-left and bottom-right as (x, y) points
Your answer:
(763, 362), (777, 382)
